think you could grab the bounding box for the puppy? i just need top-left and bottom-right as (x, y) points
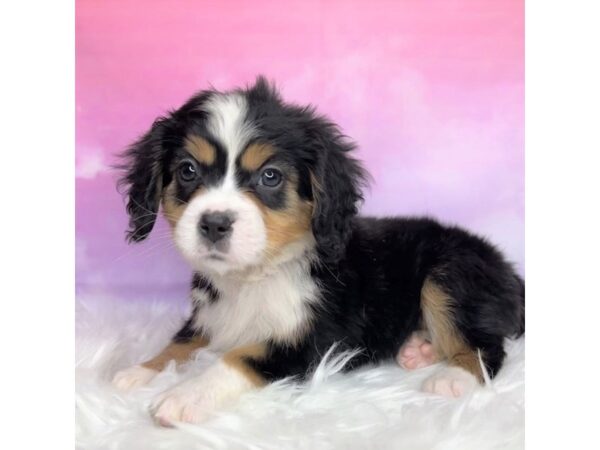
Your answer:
(112, 77), (525, 425)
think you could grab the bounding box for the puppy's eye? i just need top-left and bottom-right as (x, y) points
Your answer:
(260, 168), (282, 187)
(178, 162), (198, 182)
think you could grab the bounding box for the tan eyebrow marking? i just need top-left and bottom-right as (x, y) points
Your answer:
(184, 135), (216, 165)
(239, 143), (276, 171)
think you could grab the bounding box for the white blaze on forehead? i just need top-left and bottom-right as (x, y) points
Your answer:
(204, 93), (255, 189)
(172, 94), (264, 275)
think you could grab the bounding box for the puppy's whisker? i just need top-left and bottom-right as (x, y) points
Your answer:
(128, 211), (159, 220)
(110, 235), (177, 264)
(172, 197), (190, 205)
(127, 197), (158, 216)
(112, 240), (177, 264)
(263, 226), (310, 238)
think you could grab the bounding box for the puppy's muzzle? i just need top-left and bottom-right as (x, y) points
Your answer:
(199, 211), (235, 244)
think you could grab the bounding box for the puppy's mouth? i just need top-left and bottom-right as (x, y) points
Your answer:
(206, 252), (226, 261)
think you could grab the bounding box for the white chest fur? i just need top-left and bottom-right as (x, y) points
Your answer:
(193, 258), (320, 352)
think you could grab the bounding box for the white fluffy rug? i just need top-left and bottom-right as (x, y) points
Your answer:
(76, 297), (524, 450)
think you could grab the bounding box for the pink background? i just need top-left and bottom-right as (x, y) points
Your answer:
(76, 0), (523, 301)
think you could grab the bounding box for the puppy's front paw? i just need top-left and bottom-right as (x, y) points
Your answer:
(151, 382), (212, 426)
(112, 365), (157, 391)
(422, 366), (478, 398)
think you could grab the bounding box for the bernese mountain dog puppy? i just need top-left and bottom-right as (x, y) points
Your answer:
(112, 77), (525, 426)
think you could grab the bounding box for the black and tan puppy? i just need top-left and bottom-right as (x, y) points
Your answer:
(112, 77), (525, 425)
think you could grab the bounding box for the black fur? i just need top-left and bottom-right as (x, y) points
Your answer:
(121, 76), (525, 386)
(118, 117), (173, 242)
(172, 313), (199, 343)
(191, 273), (220, 304)
(250, 217), (524, 381)
(243, 78), (369, 263)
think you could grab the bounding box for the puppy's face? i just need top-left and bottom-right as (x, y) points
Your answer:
(121, 78), (366, 274)
(162, 95), (313, 274)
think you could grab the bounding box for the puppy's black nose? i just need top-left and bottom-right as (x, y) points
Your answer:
(199, 211), (234, 243)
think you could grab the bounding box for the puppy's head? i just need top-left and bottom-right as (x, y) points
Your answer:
(120, 77), (367, 274)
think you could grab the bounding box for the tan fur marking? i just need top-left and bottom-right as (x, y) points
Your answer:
(162, 184), (205, 227)
(243, 179), (313, 258)
(240, 143), (275, 171)
(449, 351), (484, 381)
(141, 336), (209, 371)
(262, 196), (313, 255)
(184, 135), (216, 165)
(421, 278), (484, 382)
(222, 343), (268, 387)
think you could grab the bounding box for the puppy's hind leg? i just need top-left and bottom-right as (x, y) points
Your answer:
(419, 277), (489, 398)
(396, 331), (439, 370)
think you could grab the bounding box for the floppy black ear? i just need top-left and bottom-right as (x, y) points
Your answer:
(310, 123), (368, 263)
(118, 117), (171, 242)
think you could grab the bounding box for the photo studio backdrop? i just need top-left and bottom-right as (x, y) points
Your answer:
(76, 0), (524, 302)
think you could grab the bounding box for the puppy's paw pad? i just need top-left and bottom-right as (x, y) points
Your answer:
(396, 334), (438, 370)
(112, 365), (157, 391)
(422, 366), (478, 398)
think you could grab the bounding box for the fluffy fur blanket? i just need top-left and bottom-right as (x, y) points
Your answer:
(76, 297), (524, 450)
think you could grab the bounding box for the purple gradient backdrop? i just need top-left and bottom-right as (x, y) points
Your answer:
(76, 0), (523, 301)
